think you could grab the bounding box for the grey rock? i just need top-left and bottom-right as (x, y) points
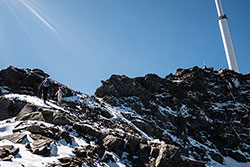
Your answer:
(0, 133), (27, 143)
(103, 135), (125, 157)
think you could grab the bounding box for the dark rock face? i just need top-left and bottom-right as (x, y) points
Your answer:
(0, 97), (27, 121)
(30, 134), (54, 156)
(95, 66), (250, 165)
(0, 66), (75, 98)
(0, 66), (249, 166)
(0, 66), (46, 96)
(0, 145), (19, 161)
(103, 135), (125, 157)
(95, 75), (145, 97)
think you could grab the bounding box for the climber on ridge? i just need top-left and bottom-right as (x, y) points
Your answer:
(38, 77), (52, 103)
(55, 87), (64, 105)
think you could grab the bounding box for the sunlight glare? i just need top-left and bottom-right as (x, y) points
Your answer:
(19, 0), (56, 32)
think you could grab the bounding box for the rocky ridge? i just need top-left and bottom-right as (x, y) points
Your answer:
(0, 66), (249, 167)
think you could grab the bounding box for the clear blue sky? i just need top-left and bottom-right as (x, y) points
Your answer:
(0, 0), (249, 94)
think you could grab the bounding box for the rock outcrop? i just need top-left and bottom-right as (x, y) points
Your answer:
(95, 66), (250, 165)
(0, 66), (249, 167)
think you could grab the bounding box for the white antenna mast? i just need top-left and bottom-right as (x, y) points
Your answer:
(215, 0), (239, 72)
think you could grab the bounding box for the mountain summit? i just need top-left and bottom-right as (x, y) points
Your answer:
(0, 66), (249, 167)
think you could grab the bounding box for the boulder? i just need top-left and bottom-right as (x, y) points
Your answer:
(141, 74), (162, 91)
(2, 155), (12, 161)
(30, 134), (54, 156)
(0, 66), (27, 89)
(209, 151), (224, 164)
(0, 133), (27, 143)
(0, 97), (27, 121)
(228, 150), (247, 162)
(72, 145), (102, 160)
(54, 157), (83, 167)
(15, 104), (74, 126)
(181, 157), (206, 167)
(103, 135), (125, 157)
(0, 148), (9, 158)
(155, 144), (180, 167)
(60, 131), (73, 144)
(0, 145), (19, 160)
(132, 119), (163, 138)
(52, 112), (74, 125)
(0, 66), (48, 95)
(137, 144), (152, 164)
(15, 104), (43, 121)
(95, 75), (144, 97)
(124, 136), (140, 154)
(73, 123), (105, 140)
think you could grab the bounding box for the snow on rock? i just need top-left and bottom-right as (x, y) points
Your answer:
(3, 94), (65, 111)
(0, 66), (249, 167)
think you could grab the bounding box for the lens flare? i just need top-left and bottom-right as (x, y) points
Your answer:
(20, 0), (56, 32)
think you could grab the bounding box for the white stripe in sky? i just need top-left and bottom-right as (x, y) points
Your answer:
(19, 0), (56, 32)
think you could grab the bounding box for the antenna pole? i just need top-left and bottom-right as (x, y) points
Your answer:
(215, 0), (239, 72)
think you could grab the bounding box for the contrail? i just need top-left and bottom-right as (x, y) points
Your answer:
(20, 0), (56, 32)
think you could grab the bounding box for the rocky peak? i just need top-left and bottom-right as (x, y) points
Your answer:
(0, 66), (76, 97)
(95, 66), (250, 165)
(0, 66), (249, 167)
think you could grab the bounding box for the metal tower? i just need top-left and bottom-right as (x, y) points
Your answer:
(215, 0), (239, 72)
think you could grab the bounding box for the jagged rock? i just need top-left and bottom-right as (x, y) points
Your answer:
(103, 135), (125, 157)
(0, 66), (249, 166)
(0, 66), (46, 96)
(137, 144), (152, 164)
(0, 133), (27, 143)
(0, 145), (19, 161)
(93, 145), (105, 159)
(25, 141), (31, 151)
(30, 134), (54, 156)
(73, 147), (87, 158)
(132, 119), (162, 138)
(0, 66), (75, 99)
(141, 74), (162, 91)
(72, 145), (102, 160)
(228, 150), (247, 162)
(0, 148), (9, 158)
(99, 108), (113, 119)
(2, 155), (12, 161)
(155, 144), (181, 167)
(181, 157), (206, 167)
(95, 75), (145, 97)
(73, 123), (105, 140)
(0, 66), (30, 89)
(102, 95), (120, 106)
(95, 80), (120, 97)
(15, 104), (43, 121)
(14, 123), (63, 141)
(60, 131), (73, 144)
(41, 109), (54, 123)
(15, 104), (74, 126)
(26, 125), (48, 136)
(0, 97), (27, 121)
(95, 66), (250, 165)
(101, 152), (116, 164)
(125, 136), (140, 155)
(209, 151), (224, 164)
(52, 112), (74, 125)
(52, 157), (83, 167)
(58, 157), (73, 163)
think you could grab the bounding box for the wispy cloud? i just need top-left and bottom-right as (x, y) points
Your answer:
(20, 0), (56, 32)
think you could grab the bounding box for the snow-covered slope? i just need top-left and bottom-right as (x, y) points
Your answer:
(0, 66), (249, 167)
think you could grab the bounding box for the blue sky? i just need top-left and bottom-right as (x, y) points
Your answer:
(0, 0), (249, 94)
